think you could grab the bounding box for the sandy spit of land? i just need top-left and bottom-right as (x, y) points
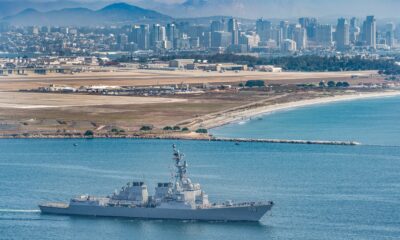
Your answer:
(191, 91), (400, 130)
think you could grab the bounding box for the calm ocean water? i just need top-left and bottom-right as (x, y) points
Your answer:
(1, 97), (400, 240)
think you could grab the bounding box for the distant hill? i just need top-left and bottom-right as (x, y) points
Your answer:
(2, 2), (173, 26)
(0, 0), (96, 19)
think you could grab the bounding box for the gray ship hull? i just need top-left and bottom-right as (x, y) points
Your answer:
(39, 203), (273, 222)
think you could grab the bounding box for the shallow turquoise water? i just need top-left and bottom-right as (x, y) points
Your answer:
(1, 96), (400, 240)
(212, 96), (400, 146)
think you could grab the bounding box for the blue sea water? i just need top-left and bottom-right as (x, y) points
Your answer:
(212, 96), (400, 146)
(1, 97), (400, 240)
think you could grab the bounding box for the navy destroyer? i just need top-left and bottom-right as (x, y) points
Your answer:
(39, 145), (274, 221)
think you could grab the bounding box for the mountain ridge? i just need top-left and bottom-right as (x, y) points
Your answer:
(2, 2), (172, 26)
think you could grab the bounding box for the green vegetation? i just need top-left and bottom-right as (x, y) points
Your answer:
(321, 81), (350, 88)
(140, 125), (153, 131)
(111, 128), (125, 134)
(84, 130), (94, 137)
(245, 80), (265, 87)
(327, 81), (336, 88)
(195, 128), (208, 134)
(181, 127), (189, 132)
(157, 54), (400, 75)
(163, 126), (183, 131)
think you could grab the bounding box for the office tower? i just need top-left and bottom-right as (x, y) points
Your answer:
(227, 18), (238, 33)
(299, 17), (318, 40)
(117, 34), (128, 50)
(129, 25), (139, 43)
(256, 19), (272, 42)
(28, 26), (39, 35)
(385, 22), (395, 47)
(210, 20), (225, 33)
(396, 24), (400, 43)
(150, 24), (160, 47)
(336, 18), (350, 50)
(138, 24), (150, 50)
(227, 18), (239, 45)
(349, 17), (360, 44)
(271, 27), (283, 47)
(316, 24), (333, 47)
(363, 16), (377, 49)
(166, 23), (177, 47)
(200, 31), (211, 48)
(150, 24), (166, 48)
(240, 32), (260, 48)
(287, 24), (299, 40)
(211, 31), (232, 48)
(280, 21), (289, 40)
(282, 39), (297, 52)
(293, 26), (307, 50)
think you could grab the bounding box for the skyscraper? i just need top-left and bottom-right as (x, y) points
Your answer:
(293, 26), (307, 50)
(282, 39), (297, 52)
(256, 19), (272, 42)
(316, 24), (333, 47)
(385, 22), (395, 47)
(166, 23), (177, 47)
(210, 20), (225, 33)
(363, 16), (377, 49)
(211, 31), (232, 48)
(137, 24), (150, 50)
(227, 18), (239, 45)
(349, 17), (360, 44)
(280, 21), (289, 40)
(299, 17), (318, 40)
(336, 18), (350, 50)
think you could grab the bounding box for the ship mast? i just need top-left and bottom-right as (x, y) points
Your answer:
(172, 144), (187, 185)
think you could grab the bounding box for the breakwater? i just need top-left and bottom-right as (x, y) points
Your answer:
(211, 137), (361, 146)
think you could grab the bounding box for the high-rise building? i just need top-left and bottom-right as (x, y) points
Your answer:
(385, 22), (395, 47)
(282, 39), (297, 52)
(293, 26), (307, 50)
(211, 31), (232, 48)
(210, 20), (225, 33)
(137, 24), (150, 50)
(150, 24), (166, 48)
(117, 34), (128, 50)
(228, 18), (239, 45)
(256, 19), (272, 42)
(227, 18), (238, 33)
(349, 17), (360, 44)
(299, 17), (318, 40)
(316, 24), (333, 47)
(336, 18), (350, 50)
(166, 23), (177, 44)
(363, 16), (377, 49)
(280, 21), (289, 40)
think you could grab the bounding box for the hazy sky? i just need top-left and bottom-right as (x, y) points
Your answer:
(1, 0), (400, 19)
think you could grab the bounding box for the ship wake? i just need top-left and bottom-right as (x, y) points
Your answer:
(0, 209), (40, 213)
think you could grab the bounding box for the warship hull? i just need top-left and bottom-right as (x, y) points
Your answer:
(39, 203), (273, 222)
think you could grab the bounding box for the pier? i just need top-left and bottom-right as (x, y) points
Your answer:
(210, 137), (361, 146)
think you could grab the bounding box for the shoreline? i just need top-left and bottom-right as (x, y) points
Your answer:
(1, 90), (400, 140)
(202, 91), (400, 130)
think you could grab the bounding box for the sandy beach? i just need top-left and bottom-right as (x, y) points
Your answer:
(184, 91), (400, 130)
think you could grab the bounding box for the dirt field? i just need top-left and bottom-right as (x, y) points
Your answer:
(0, 69), (377, 91)
(0, 69), (384, 137)
(0, 91), (185, 109)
